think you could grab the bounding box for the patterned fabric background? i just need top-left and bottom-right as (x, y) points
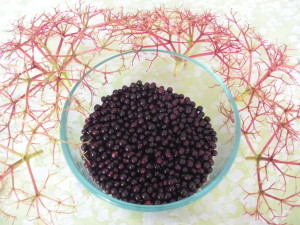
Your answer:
(0, 0), (299, 224)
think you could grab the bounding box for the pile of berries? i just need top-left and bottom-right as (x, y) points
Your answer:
(81, 81), (217, 205)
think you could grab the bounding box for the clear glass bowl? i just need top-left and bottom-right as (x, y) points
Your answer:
(60, 49), (241, 211)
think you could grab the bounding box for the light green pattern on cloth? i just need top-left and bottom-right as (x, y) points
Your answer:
(0, 0), (299, 224)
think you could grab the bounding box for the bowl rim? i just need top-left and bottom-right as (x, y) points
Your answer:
(60, 48), (241, 211)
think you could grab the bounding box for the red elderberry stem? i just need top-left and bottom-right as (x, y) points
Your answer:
(260, 157), (300, 166)
(259, 127), (280, 155)
(26, 161), (39, 194)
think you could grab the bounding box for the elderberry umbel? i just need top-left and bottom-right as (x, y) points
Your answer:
(80, 81), (218, 205)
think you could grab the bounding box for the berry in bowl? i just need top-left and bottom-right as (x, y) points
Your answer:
(60, 49), (241, 211)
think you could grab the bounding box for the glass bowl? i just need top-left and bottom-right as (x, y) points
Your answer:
(60, 49), (241, 212)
